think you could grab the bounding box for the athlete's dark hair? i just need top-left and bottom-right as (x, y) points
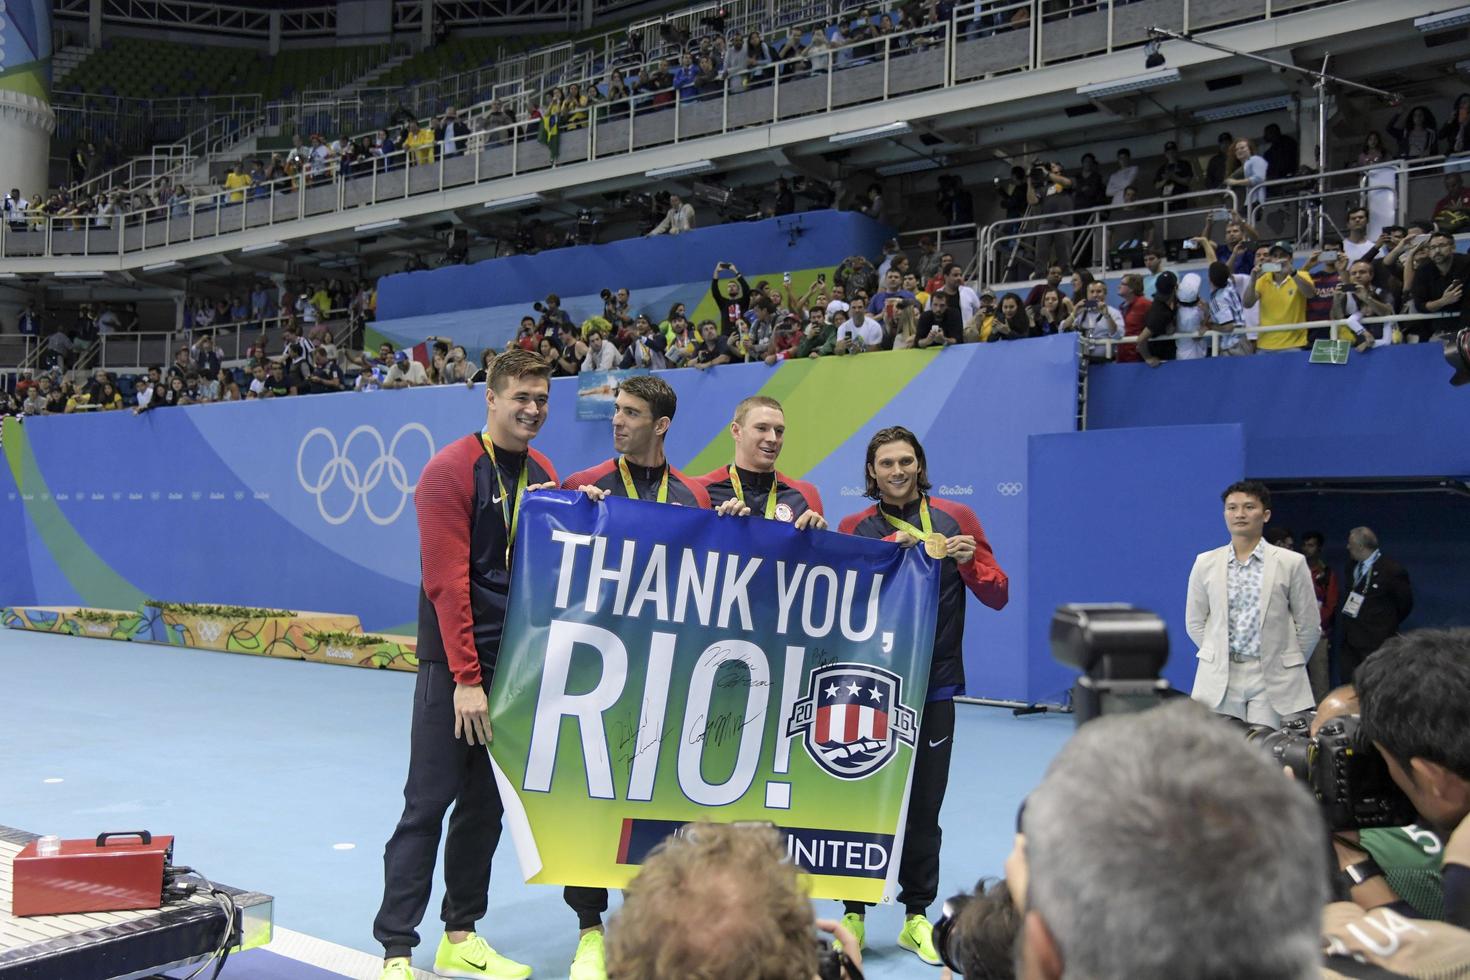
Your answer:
(863, 425), (931, 501)
(489, 347), (552, 392)
(1221, 479), (1270, 510)
(619, 375), (677, 424)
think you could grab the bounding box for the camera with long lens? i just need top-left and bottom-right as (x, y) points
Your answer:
(815, 939), (861, 980)
(1050, 604), (1172, 726)
(1242, 713), (1416, 831)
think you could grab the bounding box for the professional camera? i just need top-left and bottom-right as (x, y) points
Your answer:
(815, 940), (862, 980)
(1028, 163), (1052, 192)
(1050, 604), (1172, 726)
(931, 879), (1019, 977)
(1242, 713), (1417, 831)
(1447, 326), (1470, 386)
(600, 288), (614, 302)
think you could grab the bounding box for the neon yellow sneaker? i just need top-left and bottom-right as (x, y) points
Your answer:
(898, 913), (942, 966)
(568, 930), (607, 980)
(433, 933), (532, 979)
(379, 958), (415, 980)
(832, 912), (865, 955)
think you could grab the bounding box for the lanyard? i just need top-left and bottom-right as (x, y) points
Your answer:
(618, 456), (669, 503)
(1352, 553), (1378, 593)
(729, 465), (778, 519)
(480, 434), (529, 559)
(881, 497), (948, 559)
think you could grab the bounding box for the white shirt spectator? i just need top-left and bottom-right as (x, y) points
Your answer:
(1107, 162), (1139, 206)
(1341, 238), (1375, 264)
(3, 192), (29, 226)
(649, 201), (696, 236)
(96, 309), (121, 334)
(1232, 272), (1261, 340)
(135, 381), (155, 409)
(581, 338), (619, 372)
(838, 311), (884, 349)
(383, 358), (430, 387)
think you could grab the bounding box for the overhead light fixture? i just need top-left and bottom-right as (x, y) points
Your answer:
(483, 192), (545, 211)
(54, 271), (106, 279)
(353, 218), (404, 233)
(828, 122), (911, 147)
(1077, 68), (1180, 98)
(875, 157), (947, 177)
(1193, 95), (1292, 122)
(1415, 6), (1470, 32)
(643, 159), (716, 179)
(0, 273), (17, 280)
(1144, 39), (1165, 69)
(240, 241), (284, 254)
(142, 260), (182, 272)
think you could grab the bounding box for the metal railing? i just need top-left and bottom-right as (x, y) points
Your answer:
(5, 0), (1357, 262)
(1244, 155), (1469, 243)
(1085, 312), (1455, 359)
(64, 105), (267, 202)
(85, 308), (354, 372)
(978, 188), (1238, 286)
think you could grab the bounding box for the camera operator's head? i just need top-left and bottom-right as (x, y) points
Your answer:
(1017, 700), (1326, 980)
(1356, 629), (1470, 836)
(606, 823), (816, 980)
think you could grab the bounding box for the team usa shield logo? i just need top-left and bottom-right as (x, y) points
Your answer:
(787, 663), (918, 779)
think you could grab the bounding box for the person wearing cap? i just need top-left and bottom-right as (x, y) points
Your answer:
(383, 349), (431, 388)
(1137, 270), (1179, 366)
(1154, 140), (1194, 198)
(1244, 242), (1319, 352)
(1172, 273), (1211, 359)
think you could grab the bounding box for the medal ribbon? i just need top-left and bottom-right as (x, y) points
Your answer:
(480, 434), (530, 560)
(618, 456), (669, 503)
(729, 465), (778, 519)
(881, 496), (935, 541)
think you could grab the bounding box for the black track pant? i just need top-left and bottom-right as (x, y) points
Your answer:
(845, 698), (955, 918)
(564, 886), (610, 930)
(374, 661), (505, 960)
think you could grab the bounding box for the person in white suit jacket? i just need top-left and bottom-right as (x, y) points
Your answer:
(1188, 480), (1320, 727)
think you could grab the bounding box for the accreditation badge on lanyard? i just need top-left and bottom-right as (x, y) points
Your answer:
(1343, 566), (1370, 619)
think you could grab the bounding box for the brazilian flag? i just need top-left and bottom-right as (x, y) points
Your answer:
(539, 110), (560, 162)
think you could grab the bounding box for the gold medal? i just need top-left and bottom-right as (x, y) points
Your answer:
(924, 532), (949, 559)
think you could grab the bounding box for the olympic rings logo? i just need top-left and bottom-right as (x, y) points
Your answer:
(996, 482), (1024, 496)
(296, 423), (435, 526)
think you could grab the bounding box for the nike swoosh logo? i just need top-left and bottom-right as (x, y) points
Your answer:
(464, 959), (487, 971)
(491, 492), (504, 504)
(927, 737), (949, 748)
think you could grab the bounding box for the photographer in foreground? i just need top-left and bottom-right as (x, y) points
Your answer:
(983, 699), (1470, 980)
(1351, 629), (1470, 929)
(605, 823), (862, 980)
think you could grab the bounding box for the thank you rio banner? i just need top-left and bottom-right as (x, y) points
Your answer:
(488, 491), (940, 902)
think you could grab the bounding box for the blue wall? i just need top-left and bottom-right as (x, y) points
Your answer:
(1088, 345), (1470, 480)
(371, 211), (893, 353)
(0, 337), (1078, 701)
(1026, 425), (1246, 703)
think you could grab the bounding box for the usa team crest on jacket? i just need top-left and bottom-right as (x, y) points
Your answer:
(787, 663), (918, 779)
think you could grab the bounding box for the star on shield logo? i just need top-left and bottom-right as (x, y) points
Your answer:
(787, 662), (917, 780)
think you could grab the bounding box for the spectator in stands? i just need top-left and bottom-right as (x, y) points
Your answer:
(1411, 230), (1470, 339)
(265, 361), (295, 397)
(672, 53), (700, 100)
(43, 378), (68, 414)
(22, 384), (45, 416)
(989, 293), (1033, 341)
(692, 319), (733, 369)
(1333, 258), (1397, 352)
(711, 262), (752, 334)
(1207, 260), (1252, 356)
(1245, 242), (1318, 352)
(1440, 96), (1470, 156)
(902, 272), (929, 309)
(248, 159), (267, 199)
(930, 262), (980, 325)
(1226, 137), (1269, 211)
(665, 314), (698, 367)
(1154, 140), (1194, 198)
(1072, 153), (1105, 214)
(1388, 106), (1438, 158)
(3, 188), (28, 229)
(224, 163), (251, 205)
(1031, 287), (1068, 336)
(1433, 173), (1470, 222)
(1357, 131), (1388, 167)
(436, 107), (465, 157)
(1141, 247), (1167, 297)
(1063, 281), (1125, 362)
(1028, 161), (1074, 276)
(168, 345), (195, 379)
(1137, 270), (1179, 367)
(18, 302), (40, 336)
(1106, 148), (1138, 206)
(834, 302), (883, 354)
(648, 194), (695, 235)
(917, 289), (962, 347)
(1341, 206), (1375, 263)
(192, 335), (222, 378)
(621, 317), (669, 370)
(382, 350), (429, 388)
(1024, 265), (1065, 308)
(1115, 273), (1152, 363)
(1260, 122), (1298, 181)
(305, 347), (346, 394)
(580, 328), (619, 372)
(215, 367), (242, 402)
(1110, 186), (1158, 249)
(1305, 241), (1345, 338)
(869, 268), (915, 316)
(1204, 132), (1234, 188)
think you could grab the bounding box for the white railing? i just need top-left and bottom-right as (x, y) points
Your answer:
(1086, 312), (1456, 359)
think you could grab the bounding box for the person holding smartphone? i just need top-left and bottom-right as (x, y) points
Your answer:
(710, 261), (752, 335)
(1243, 242), (1318, 352)
(1332, 259), (1397, 352)
(1409, 230), (1470, 341)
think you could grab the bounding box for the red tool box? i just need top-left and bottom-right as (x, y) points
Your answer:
(12, 831), (173, 916)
